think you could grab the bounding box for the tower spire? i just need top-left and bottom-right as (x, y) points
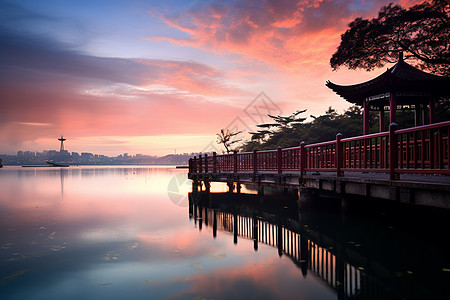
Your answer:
(58, 136), (67, 152)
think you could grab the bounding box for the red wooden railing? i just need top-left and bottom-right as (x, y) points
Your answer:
(189, 121), (450, 180)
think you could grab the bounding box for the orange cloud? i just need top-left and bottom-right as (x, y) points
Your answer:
(398, 0), (424, 6)
(150, 1), (355, 71)
(152, 0), (424, 72)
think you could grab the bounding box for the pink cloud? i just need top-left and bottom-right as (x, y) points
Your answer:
(152, 0), (423, 71)
(150, 1), (346, 70)
(0, 27), (253, 154)
(135, 59), (249, 97)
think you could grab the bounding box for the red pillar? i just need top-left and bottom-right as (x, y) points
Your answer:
(212, 152), (217, 173)
(363, 100), (370, 135)
(253, 149), (257, 177)
(429, 96), (436, 124)
(389, 123), (399, 180)
(300, 142), (306, 179)
(277, 146), (282, 174)
(415, 105), (422, 127)
(379, 107), (385, 132)
(389, 93), (397, 124)
(422, 105), (428, 125)
(336, 133), (344, 177)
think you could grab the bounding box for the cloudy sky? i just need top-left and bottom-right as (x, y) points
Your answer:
(0, 0), (420, 156)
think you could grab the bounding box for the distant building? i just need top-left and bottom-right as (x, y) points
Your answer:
(47, 150), (58, 158)
(24, 151), (35, 157)
(81, 152), (94, 159)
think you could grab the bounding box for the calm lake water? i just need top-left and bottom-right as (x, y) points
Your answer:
(0, 166), (449, 300)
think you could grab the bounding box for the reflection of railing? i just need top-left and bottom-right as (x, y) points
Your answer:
(191, 202), (366, 299)
(190, 121), (450, 180)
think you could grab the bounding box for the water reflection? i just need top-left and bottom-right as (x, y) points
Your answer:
(1, 166), (448, 300)
(0, 166), (194, 300)
(189, 189), (450, 300)
(0, 166), (336, 300)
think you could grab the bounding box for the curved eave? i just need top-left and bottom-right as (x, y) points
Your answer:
(326, 75), (391, 105)
(326, 61), (450, 105)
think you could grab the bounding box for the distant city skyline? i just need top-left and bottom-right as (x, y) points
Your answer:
(1, 134), (203, 157)
(13, 148), (195, 159)
(1, 135), (180, 157)
(2, 148), (198, 166)
(1, 134), (206, 166)
(1, 0), (422, 156)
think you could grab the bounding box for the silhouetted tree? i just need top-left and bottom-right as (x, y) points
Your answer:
(216, 129), (242, 154)
(266, 109), (307, 128)
(241, 106), (364, 151)
(248, 109), (307, 143)
(330, 0), (450, 76)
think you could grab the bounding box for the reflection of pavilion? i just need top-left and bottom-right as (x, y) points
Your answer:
(188, 191), (449, 300)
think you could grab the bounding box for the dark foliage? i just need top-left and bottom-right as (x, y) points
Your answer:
(248, 109), (307, 143)
(241, 106), (363, 152)
(330, 0), (450, 76)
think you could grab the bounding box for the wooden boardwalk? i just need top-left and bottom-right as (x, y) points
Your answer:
(189, 121), (450, 209)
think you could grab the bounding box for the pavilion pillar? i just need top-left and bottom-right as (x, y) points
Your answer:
(422, 105), (428, 125)
(429, 96), (436, 124)
(379, 106), (385, 132)
(415, 105), (422, 127)
(363, 99), (370, 135)
(389, 93), (397, 124)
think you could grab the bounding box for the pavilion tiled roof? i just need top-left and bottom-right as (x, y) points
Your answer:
(326, 58), (450, 106)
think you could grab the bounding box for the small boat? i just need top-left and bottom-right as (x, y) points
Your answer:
(47, 161), (69, 167)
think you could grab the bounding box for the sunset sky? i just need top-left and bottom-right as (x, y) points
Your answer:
(0, 0), (421, 156)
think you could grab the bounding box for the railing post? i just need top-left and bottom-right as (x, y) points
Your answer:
(389, 123), (399, 180)
(300, 141), (306, 184)
(300, 142), (306, 179)
(429, 130), (436, 169)
(253, 149), (258, 177)
(204, 153), (208, 173)
(199, 154), (203, 173)
(277, 146), (282, 174)
(233, 150), (238, 173)
(188, 158), (192, 173)
(336, 133), (344, 177)
(363, 100), (369, 135)
(213, 152), (217, 173)
(193, 156), (197, 173)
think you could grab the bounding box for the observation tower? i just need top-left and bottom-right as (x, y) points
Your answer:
(58, 136), (67, 152)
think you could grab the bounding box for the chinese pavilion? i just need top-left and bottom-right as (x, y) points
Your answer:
(326, 53), (450, 134)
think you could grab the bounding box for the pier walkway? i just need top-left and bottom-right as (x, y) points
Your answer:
(189, 121), (450, 209)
